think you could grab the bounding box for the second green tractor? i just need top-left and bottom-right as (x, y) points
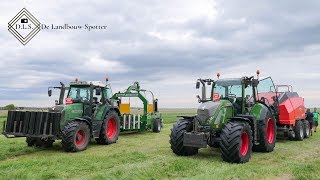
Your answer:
(170, 74), (278, 163)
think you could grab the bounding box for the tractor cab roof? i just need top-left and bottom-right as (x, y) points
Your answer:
(216, 78), (242, 86)
(70, 81), (107, 88)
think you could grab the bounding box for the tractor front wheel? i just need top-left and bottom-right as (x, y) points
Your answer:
(220, 121), (253, 163)
(253, 114), (276, 152)
(62, 121), (91, 152)
(96, 111), (120, 145)
(294, 120), (304, 141)
(302, 120), (311, 138)
(170, 119), (198, 156)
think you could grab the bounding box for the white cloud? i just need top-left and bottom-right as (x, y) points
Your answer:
(82, 54), (130, 73)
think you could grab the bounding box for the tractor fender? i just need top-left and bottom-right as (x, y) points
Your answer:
(74, 117), (92, 127)
(101, 107), (121, 119)
(74, 117), (92, 132)
(250, 103), (274, 122)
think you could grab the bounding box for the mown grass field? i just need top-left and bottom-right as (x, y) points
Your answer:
(0, 109), (320, 180)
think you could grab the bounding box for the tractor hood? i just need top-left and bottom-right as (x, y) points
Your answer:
(197, 101), (221, 125)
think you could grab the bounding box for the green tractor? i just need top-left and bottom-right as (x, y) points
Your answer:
(170, 73), (278, 163)
(3, 78), (121, 152)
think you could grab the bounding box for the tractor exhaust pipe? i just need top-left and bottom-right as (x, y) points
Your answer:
(59, 82), (65, 105)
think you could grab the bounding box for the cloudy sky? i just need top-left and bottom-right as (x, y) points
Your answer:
(1, 0), (320, 108)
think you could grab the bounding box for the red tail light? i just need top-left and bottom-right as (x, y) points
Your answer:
(65, 98), (73, 104)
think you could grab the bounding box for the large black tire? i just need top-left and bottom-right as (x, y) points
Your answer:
(170, 119), (198, 156)
(303, 120), (311, 138)
(26, 137), (37, 147)
(62, 121), (91, 152)
(253, 113), (276, 152)
(220, 121), (253, 163)
(152, 118), (161, 133)
(294, 120), (304, 141)
(26, 137), (54, 148)
(96, 111), (120, 145)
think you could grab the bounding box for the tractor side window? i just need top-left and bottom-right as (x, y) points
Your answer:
(257, 77), (276, 105)
(93, 89), (102, 104)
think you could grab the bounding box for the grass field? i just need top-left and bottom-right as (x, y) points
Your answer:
(0, 109), (320, 179)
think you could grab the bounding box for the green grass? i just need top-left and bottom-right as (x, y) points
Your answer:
(0, 109), (320, 179)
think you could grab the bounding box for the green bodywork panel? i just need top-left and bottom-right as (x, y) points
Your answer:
(209, 100), (233, 130)
(61, 103), (83, 127)
(94, 104), (107, 121)
(250, 103), (265, 121)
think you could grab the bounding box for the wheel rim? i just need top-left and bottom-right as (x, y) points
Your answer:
(266, 118), (275, 143)
(75, 130), (86, 146)
(240, 131), (249, 156)
(106, 117), (117, 139)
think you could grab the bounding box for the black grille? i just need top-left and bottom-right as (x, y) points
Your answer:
(3, 111), (61, 137)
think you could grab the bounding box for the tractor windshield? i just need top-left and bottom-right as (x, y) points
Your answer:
(214, 79), (242, 101)
(67, 86), (91, 102)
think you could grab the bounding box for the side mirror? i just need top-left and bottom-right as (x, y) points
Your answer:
(196, 81), (200, 89)
(96, 88), (101, 96)
(154, 99), (158, 112)
(48, 89), (52, 97)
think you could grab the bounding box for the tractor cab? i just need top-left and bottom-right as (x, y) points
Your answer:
(64, 80), (113, 118)
(196, 77), (255, 117)
(196, 76), (278, 117)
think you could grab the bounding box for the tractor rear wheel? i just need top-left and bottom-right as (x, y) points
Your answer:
(294, 120), (304, 141)
(152, 118), (162, 133)
(220, 121), (253, 163)
(62, 121), (91, 152)
(253, 114), (276, 152)
(96, 111), (120, 145)
(303, 120), (311, 138)
(170, 119), (198, 156)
